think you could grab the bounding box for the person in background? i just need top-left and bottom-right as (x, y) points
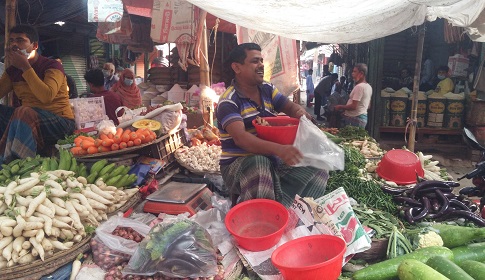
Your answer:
(52, 56), (78, 99)
(306, 69), (314, 108)
(84, 69), (123, 125)
(102, 62), (118, 90)
(314, 73), (338, 121)
(420, 53), (434, 91)
(434, 65), (454, 95)
(398, 68), (413, 90)
(326, 76), (348, 127)
(0, 25), (75, 163)
(216, 43), (328, 207)
(111, 68), (142, 109)
(335, 63), (372, 128)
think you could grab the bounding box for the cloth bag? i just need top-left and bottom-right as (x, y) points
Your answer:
(293, 116), (344, 171)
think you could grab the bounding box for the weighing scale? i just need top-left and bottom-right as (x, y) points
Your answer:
(143, 181), (213, 216)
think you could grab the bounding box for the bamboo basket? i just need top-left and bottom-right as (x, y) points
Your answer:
(0, 235), (92, 280)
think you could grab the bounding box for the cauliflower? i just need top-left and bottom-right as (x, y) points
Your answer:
(415, 231), (443, 249)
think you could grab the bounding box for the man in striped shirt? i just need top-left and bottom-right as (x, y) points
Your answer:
(216, 43), (329, 207)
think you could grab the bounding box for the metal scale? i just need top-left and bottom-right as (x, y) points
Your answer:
(143, 181), (213, 216)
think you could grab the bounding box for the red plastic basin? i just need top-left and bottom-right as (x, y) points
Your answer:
(376, 149), (424, 185)
(252, 117), (299, 145)
(271, 235), (346, 280)
(225, 199), (289, 251)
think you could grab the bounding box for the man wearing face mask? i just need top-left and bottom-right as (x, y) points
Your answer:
(0, 25), (75, 163)
(434, 65), (454, 95)
(102, 62), (119, 90)
(111, 68), (142, 109)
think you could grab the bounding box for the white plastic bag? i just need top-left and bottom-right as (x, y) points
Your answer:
(293, 116), (344, 171)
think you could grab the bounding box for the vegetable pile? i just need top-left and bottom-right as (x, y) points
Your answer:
(70, 128), (157, 156)
(0, 153), (139, 268)
(175, 143), (221, 173)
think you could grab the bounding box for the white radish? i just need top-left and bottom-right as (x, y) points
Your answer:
(82, 190), (112, 205)
(29, 237), (45, 261)
(86, 198), (108, 210)
(6, 259), (14, 267)
(70, 200), (87, 213)
(23, 229), (38, 237)
(1, 226), (13, 237)
(50, 197), (66, 208)
(73, 234), (83, 243)
(21, 240), (31, 250)
(31, 247), (38, 257)
(12, 236), (25, 253)
(0, 260), (7, 269)
(26, 216), (44, 223)
(20, 185), (44, 197)
(11, 250), (19, 263)
(0, 236), (13, 250)
(15, 205), (27, 217)
(0, 186), (6, 194)
(36, 203), (54, 218)
(48, 188), (69, 197)
(52, 218), (71, 229)
(0, 203), (7, 214)
(4, 181), (18, 206)
(70, 253), (83, 280)
(34, 213), (52, 236)
(64, 201), (83, 230)
(13, 178), (40, 193)
(87, 183), (115, 200)
(2, 242), (13, 261)
(69, 193), (95, 214)
(61, 229), (74, 240)
(13, 216), (26, 237)
(24, 221), (44, 231)
(50, 227), (61, 238)
(25, 191), (46, 218)
(42, 198), (56, 215)
(41, 238), (53, 252)
(54, 215), (73, 224)
(44, 179), (64, 191)
(15, 195), (33, 207)
(50, 203), (69, 217)
(46, 170), (75, 180)
(35, 228), (44, 243)
(49, 238), (72, 250)
(17, 253), (34, 264)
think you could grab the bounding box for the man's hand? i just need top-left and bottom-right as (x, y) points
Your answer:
(7, 49), (31, 72)
(275, 145), (303, 166)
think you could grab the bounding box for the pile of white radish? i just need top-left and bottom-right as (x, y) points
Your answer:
(348, 138), (384, 158)
(0, 169), (139, 268)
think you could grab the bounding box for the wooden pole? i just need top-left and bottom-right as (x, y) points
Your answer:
(198, 10), (213, 126)
(408, 25), (426, 152)
(4, 0), (17, 106)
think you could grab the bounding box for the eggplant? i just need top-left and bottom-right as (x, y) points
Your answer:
(427, 189), (450, 219)
(469, 203), (479, 213)
(449, 199), (472, 212)
(393, 196), (423, 207)
(402, 207), (417, 224)
(411, 180), (458, 197)
(430, 198), (440, 211)
(440, 209), (485, 227)
(381, 184), (408, 195)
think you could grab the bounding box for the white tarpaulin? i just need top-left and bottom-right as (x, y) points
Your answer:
(186, 0), (485, 43)
(237, 27), (300, 95)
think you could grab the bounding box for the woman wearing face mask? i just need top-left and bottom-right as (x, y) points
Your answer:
(434, 65), (454, 95)
(111, 68), (142, 109)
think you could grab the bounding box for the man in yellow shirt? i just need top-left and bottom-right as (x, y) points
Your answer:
(435, 65), (454, 95)
(0, 25), (75, 164)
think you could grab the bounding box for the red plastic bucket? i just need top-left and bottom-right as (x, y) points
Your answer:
(376, 149), (424, 185)
(225, 199), (289, 251)
(271, 235), (346, 280)
(252, 117), (299, 145)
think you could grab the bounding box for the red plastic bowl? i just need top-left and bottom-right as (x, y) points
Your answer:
(252, 117), (299, 145)
(376, 149), (424, 185)
(225, 199), (289, 251)
(271, 235), (346, 280)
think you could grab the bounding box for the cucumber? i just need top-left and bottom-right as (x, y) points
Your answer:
(458, 260), (485, 280)
(398, 259), (449, 280)
(90, 159), (108, 174)
(452, 242), (485, 265)
(432, 224), (485, 248)
(352, 246), (453, 280)
(426, 255), (474, 280)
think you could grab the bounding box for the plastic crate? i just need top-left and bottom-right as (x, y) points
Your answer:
(71, 97), (106, 129)
(139, 129), (187, 173)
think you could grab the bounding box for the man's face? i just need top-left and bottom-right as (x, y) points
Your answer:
(103, 64), (113, 76)
(352, 67), (363, 82)
(8, 33), (35, 54)
(233, 50), (264, 85)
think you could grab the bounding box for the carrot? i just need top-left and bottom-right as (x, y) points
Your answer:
(99, 133), (109, 141)
(107, 132), (114, 139)
(94, 139), (103, 147)
(129, 132), (138, 141)
(101, 139), (114, 147)
(122, 128), (131, 137)
(77, 135), (93, 141)
(133, 138), (142, 146)
(80, 140), (95, 150)
(87, 146), (98, 154)
(70, 146), (84, 155)
(98, 146), (110, 153)
(113, 135), (122, 144)
(121, 133), (130, 142)
(119, 142), (127, 150)
(127, 140), (134, 147)
(141, 134), (151, 143)
(73, 138), (83, 147)
(111, 143), (119, 150)
(137, 134), (146, 143)
(115, 127), (123, 138)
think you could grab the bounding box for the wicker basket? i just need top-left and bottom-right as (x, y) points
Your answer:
(0, 235), (92, 280)
(354, 238), (389, 261)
